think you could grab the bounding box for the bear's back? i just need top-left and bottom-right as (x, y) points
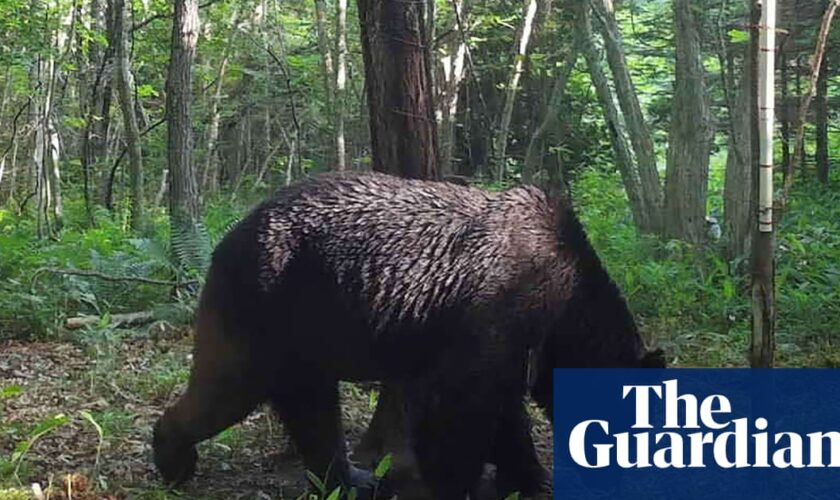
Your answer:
(229, 172), (565, 329)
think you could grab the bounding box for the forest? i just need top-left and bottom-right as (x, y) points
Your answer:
(0, 0), (839, 497)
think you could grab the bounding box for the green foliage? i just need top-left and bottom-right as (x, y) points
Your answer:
(572, 167), (840, 368)
(0, 195), (246, 339)
(2, 413), (69, 483)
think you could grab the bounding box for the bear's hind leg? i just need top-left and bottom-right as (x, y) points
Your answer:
(491, 402), (551, 498)
(270, 376), (376, 495)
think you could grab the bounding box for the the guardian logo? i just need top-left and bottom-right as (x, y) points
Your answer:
(568, 379), (840, 469)
(554, 369), (840, 499)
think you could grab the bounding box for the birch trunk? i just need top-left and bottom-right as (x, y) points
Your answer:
(0, 68), (10, 196)
(751, 0), (775, 368)
(438, 0), (469, 175)
(335, 0), (348, 170)
(314, 0), (335, 108)
(33, 59), (52, 239)
(492, 0), (538, 181)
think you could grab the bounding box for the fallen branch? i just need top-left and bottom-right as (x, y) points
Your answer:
(64, 310), (155, 330)
(31, 267), (198, 291)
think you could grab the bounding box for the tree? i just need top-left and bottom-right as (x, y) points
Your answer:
(357, 0), (439, 179)
(751, 0), (776, 368)
(816, 52), (830, 184)
(522, 47), (577, 187)
(167, 0), (203, 270)
(782, 0), (839, 206)
(113, 0), (145, 231)
(437, 0), (470, 176)
(492, 0), (539, 181)
(663, 0), (713, 243)
(723, 39), (754, 261)
(335, 0), (348, 170)
(314, 0), (335, 110)
(576, 0), (648, 230)
(592, 0), (663, 233)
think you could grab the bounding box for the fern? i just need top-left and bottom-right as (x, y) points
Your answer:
(170, 221), (213, 280)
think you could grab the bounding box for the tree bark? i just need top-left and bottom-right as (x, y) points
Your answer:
(167, 0), (201, 264)
(314, 0), (335, 109)
(663, 0), (713, 243)
(33, 57), (54, 239)
(576, 1), (648, 230)
(0, 68), (11, 196)
(780, 46), (791, 176)
(438, 0), (470, 175)
(492, 0), (539, 181)
(592, 0), (663, 232)
(723, 41), (754, 260)
(815, 52), (829, 184)
(751, 0), (775, 368)
(335, 0), (348, 170)
(358, 0), (439, 179)
(113, 0), (144, 231)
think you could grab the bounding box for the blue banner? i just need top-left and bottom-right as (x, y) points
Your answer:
(553, 369), (840, 499)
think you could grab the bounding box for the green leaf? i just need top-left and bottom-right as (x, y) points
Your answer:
(723, 279), (735, 301)
(728, 29), (749, 44)
(374, 453), (392, 479)
(0, 385), (22, 399)
(325, 486), (342, 500)
(305, 470), (326, 494)
(137, 84), (159, 98)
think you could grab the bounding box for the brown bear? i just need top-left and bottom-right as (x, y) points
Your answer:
(152, 171), (662, 499)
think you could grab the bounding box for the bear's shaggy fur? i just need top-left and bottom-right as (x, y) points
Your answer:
(152, 171), (660, 499)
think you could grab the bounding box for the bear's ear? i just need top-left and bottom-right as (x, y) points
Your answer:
(639, 348), (666, 368)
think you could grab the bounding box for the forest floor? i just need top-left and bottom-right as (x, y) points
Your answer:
(0, 330), (553, 499)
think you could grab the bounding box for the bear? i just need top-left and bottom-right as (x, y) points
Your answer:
(356, 287), (666, 499)
(152, 171), (662, 499)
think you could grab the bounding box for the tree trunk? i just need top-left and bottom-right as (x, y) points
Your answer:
(592, 0), (663, 232)
(314, 0), (335, 109)
(782, 0), (838, 207)
(751, 0), (775, 368)
(0, 68), (11, 197)
(576, 1), (648, 230)
(663, 0), (713, 243)
(522, 47), (577, 185)
(815, 53), (829, 184)
(358, 0), (439, 179)
(438, 0), (469, 175)
(201, 7), (238, 197)
(723, 41), (754, 261)
(335, 0), (348, 170)
(780, 47), (791, 176)
(492, 0), (539, 181)
(167, 0), (202, 270)
(113, 0), (144, 231)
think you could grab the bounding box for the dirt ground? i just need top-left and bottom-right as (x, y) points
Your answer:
(0, 333), (553, 499)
